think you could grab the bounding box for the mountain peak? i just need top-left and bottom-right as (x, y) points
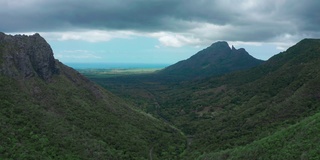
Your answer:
(266, 38), (320, 66)
(210, 41), (228, 46)
(298, 38), (320, 43)
(160, 41), (264, 79)
(209, 41), (231, 50)
(236, 48), (247, 53)
(231, 45), (236, 51)
(290, 38), (320, 51)
(0, 33), (59, 80)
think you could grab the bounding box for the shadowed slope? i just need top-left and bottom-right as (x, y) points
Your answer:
(0, 33), (186, 159)
(159, 41), (264, 79)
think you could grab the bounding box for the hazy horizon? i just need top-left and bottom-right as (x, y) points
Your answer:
(65, 62), (171, 69)
(2, 0), (319, 64)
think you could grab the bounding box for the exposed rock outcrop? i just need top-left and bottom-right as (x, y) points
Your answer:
(0, 32), (59, 80)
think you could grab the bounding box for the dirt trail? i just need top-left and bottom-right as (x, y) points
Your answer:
(149, 146), (154, 160)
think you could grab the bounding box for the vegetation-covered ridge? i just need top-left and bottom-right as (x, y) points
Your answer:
(158, 41), (264, 80)
(0, 32), (186, 159)
(87, 38), (320, 159)
(198, 110), (320, 159)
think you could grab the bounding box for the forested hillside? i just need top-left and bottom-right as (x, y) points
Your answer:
(89, 39), (320, 159)
(0, 33), (186, 159)
(159, 41), (264, 80)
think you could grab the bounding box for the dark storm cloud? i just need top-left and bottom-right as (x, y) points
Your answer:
(1, 0), (320, 42)
(0, 0), (184, 32)
(0, 0), (243, 32)
(279, 0), (320, 32)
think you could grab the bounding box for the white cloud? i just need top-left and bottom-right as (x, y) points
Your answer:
(3, 0), (39, 8)
(269, 33), (302, 51)
(189, 23), (233, 41)
(229, 41), (263, 47)
(154, 45), (161, 49)
(40, 30), (136, 42)
(158, 35), (184, 47)
(148, 32), (201, 47)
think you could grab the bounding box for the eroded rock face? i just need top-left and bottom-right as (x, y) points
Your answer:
(0, 32), (59, 80)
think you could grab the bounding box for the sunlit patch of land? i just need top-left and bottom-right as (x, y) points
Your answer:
(77, 68), (161, 78)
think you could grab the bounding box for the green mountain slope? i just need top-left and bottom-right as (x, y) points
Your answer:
(159, 41), (264, 80)
(157, 39), (320, 158)
(198, 110), (320, 160)
(0, 33), (186, 159)
(87, 38), (320, 159)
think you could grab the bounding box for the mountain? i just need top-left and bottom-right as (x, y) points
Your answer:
(199, 110), (320, 159)
(159, 41), (264, 79)
(0, 33), (59, 80)
(0, 33), (186, 159)
(87, 38), (320, 159)
(156, 39), (320, 159)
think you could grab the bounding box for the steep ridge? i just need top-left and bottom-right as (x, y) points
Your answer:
(159, 41), (264, 79)
(199, 110), (320, 159)
(86, 38), (320, 159)
(61, 37), (320, 159)
(156, 39), (320, 159)
(0, 33), (186, 159)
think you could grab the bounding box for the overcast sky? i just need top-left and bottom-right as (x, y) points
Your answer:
(1, 0), (320, 66)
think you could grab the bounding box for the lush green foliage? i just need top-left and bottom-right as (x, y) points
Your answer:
(198, 111), (320, 160)
(86, 39), (320, 159)
(0, 63), (186, 159)
(3, 35), (319, 159)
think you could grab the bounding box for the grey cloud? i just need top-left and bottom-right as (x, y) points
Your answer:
(1, 0), (184, 32)
(280, 1), (320, 32)
(1, 0), (319, 42)
(0, 0), (250, 31)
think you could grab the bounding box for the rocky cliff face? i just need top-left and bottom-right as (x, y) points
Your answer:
(0, 32), (59, 80)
